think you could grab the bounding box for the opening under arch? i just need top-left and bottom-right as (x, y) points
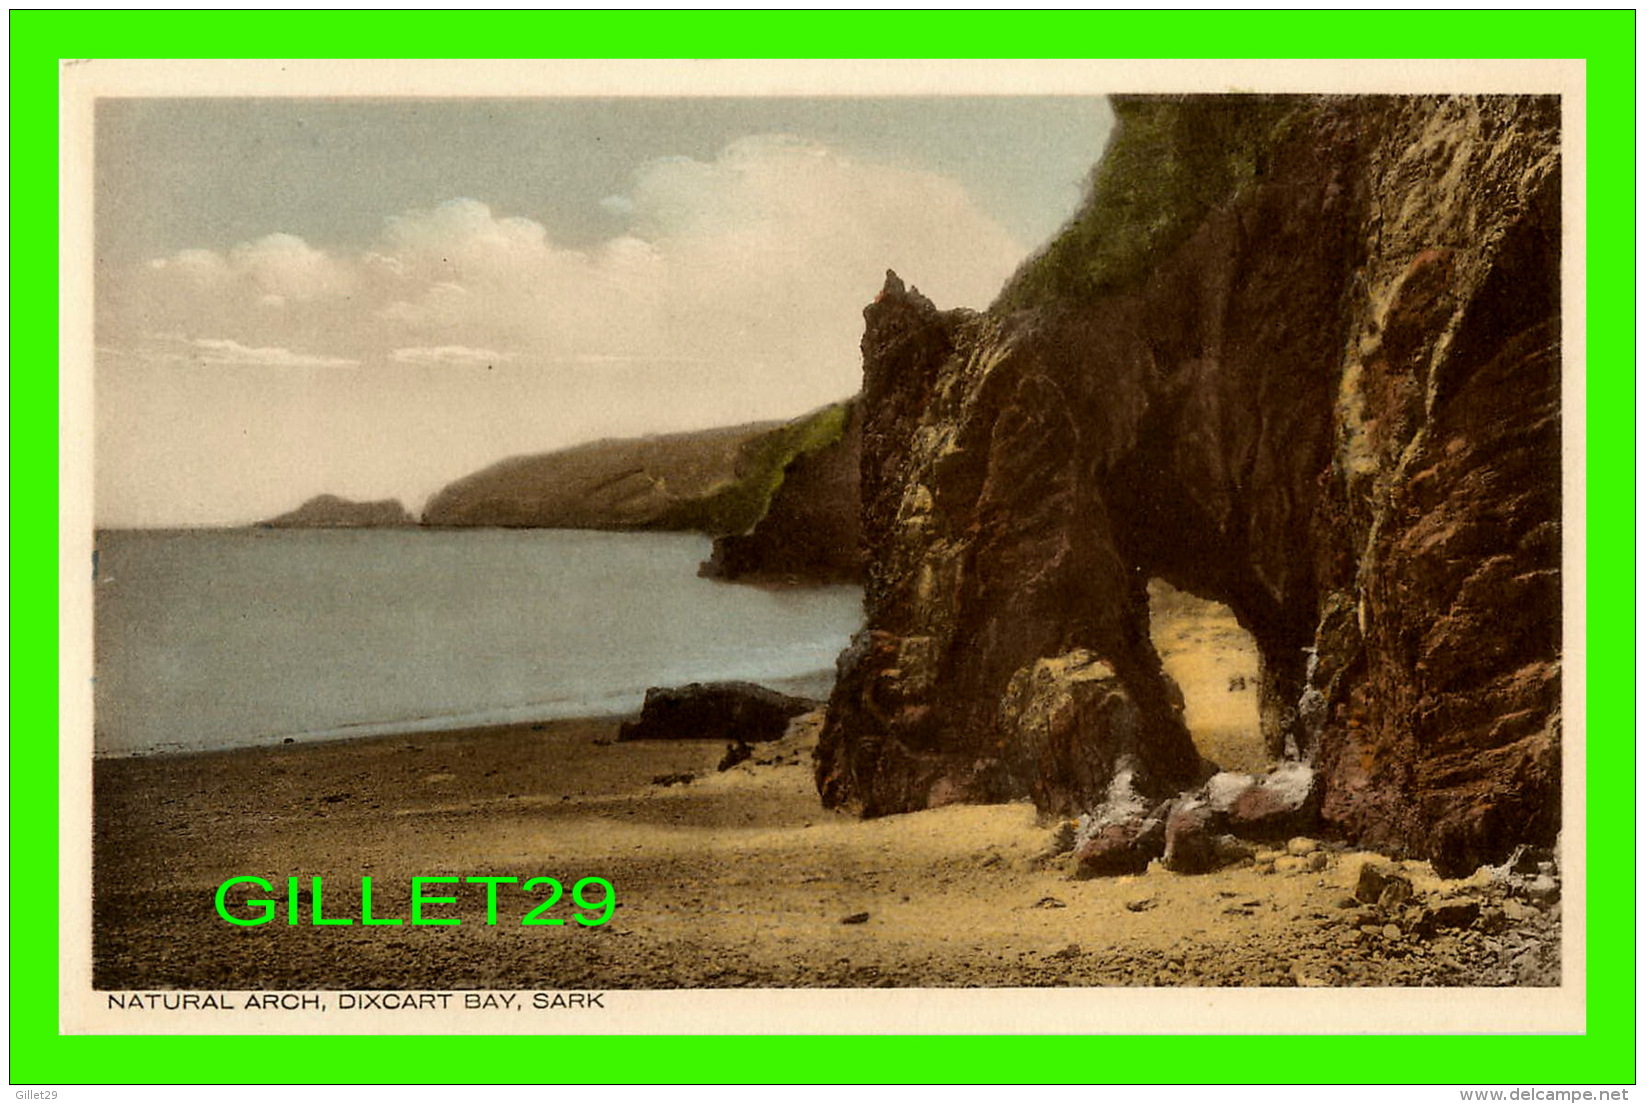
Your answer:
(1146, 578), (1265, 773)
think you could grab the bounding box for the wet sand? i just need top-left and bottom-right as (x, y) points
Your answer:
(94, 709), (1557, 990)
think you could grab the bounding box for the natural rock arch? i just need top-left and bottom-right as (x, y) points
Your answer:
(815, 95), (1561, 876)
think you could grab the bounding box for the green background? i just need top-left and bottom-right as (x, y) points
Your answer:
(11, 10), (1635, 1086)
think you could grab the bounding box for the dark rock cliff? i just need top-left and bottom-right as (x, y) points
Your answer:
(815, 94), (1561, 875)
(257, 494), (415, 528)
(700, 401), (864, 583)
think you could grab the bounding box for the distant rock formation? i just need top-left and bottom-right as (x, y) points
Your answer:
(423, 403), (855, 541)
(816, 94), (1561, 876)
(699, 401), (864, 583)
(257, 494), (415, 528)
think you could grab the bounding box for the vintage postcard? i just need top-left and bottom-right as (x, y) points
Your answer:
(61, 57), (1585, 1035)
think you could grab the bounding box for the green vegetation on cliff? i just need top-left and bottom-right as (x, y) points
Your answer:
(995, 95), (1300, 311)
(660, 400), (852, 536)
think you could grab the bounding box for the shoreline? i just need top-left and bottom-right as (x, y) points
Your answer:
(93, 710), (1559, 991)
(93, 670), (841, 761)
(93, 703), (645, 762)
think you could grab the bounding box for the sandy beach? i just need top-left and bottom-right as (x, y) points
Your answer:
(93, 703), (1558, 991)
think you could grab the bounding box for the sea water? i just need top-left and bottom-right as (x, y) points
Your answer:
(92, 528), (864, 756)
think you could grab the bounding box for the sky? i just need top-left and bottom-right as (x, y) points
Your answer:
(93, 97), (1114, 526)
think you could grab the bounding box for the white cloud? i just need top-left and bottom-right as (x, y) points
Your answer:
(609, 133), (1024, 359)
(379, 198), (561, 287)
(159, 336), (359, 369)
(229, 233), (356, 300)
(147, 247), (229, 283)
(146, 233), (354, 301)
(390, 345), (511, 367)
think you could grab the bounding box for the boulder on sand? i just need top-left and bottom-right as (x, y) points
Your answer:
(1354, 861), (1414, 908)
(1208, 762), (1321, 840)
(1070, 766), (1170, 877)
(1073, 808), (1170, 877)
(1162, 798), (1253, 874)
(617, 681), (818, 744)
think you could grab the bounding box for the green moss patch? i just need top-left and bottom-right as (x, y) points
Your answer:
(995, 95), (1303, 312)
(655, 400), (852, 536)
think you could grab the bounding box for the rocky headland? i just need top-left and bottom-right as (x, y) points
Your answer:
(422, 402), (859, 544)
(257, 494), (416, 528)
(699, 401), (864, 583)
(815, 94), (1562, 879)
